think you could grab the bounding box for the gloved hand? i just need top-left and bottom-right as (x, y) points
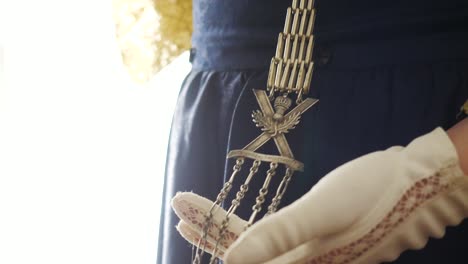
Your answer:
(224, 127), (468, 264)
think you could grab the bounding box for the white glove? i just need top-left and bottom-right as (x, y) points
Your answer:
(223, 127), (468, 264)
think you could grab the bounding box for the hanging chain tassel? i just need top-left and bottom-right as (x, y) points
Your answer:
(171, 1), (321, 263)
(192, 158), (244, 263)
(267, 167), (294, 215)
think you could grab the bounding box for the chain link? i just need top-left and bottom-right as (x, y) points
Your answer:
(247, 162), (278, 226)
(267, 0), (316, 102)
(266, 167), (294, 215)
(192, 158), (244, 263)
(208, 160), (262, 262)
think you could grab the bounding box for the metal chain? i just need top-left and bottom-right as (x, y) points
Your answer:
(193, 158), (244, 264)
(228, 160), (262, 214)
(267, 0), (316, 103)
(247, 162), (278, 227)
(194, 0), (318, 263)
(266, 167), (294, 215)
(208, 160), (261, 262)
(209, 217), (228, 264)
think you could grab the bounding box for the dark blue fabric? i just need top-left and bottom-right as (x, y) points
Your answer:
(191, 0), (468, 70)
(158, 1), (468, 263)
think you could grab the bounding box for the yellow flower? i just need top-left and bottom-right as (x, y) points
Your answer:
(113, 0), (192, 82)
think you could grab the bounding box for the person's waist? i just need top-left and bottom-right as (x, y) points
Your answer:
(191, 21), (468, 71)
(191, 3), (468, 70)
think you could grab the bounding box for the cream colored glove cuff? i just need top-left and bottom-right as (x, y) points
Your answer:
(224, 127), (468, 264)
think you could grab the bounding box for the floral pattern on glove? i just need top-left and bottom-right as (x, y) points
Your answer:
(176, 198), (240, 249)
(307, 163), (457, 264)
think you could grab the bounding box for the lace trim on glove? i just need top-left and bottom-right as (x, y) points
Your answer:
(307, 160), (467, 264)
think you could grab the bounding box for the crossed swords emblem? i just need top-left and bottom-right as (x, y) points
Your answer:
(227, 90), (318, 171)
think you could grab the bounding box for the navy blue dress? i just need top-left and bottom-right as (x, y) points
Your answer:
(158, 1), (468, 263)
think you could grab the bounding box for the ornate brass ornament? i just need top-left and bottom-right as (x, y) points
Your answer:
(458, 99), (468, 119)
(185, 1), (320, 263)
(246, 90), (317, 157)
(228, 89), (317, 223)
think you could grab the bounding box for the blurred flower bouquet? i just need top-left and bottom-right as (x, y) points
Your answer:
(112, 0), (192, 82)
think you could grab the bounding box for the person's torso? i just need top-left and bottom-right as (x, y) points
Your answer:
(191, 0), (468, 70)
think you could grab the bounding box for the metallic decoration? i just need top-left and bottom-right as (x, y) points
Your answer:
(188, 1), (320, 263)
(229, 90), (318, 225)
(457, 99), (468, 120)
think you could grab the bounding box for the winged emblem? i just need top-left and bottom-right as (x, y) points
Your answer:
(252, 110), (301, 136)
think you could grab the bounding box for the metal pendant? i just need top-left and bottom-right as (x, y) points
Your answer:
(190, 90), (318, 264)
(177, 1), (320, 263)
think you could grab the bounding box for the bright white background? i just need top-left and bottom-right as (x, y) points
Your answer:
(0, 1), (190, 264)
